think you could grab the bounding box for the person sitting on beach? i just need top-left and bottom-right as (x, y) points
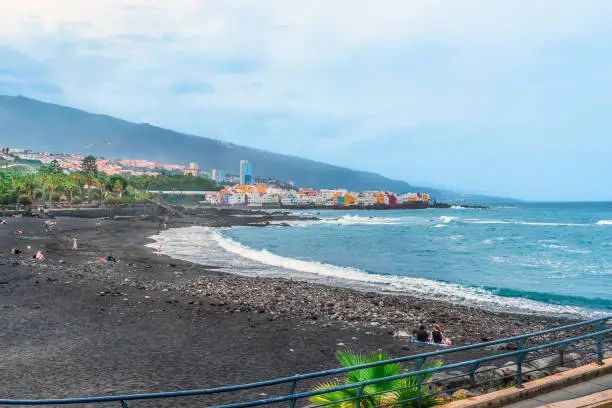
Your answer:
(0, 219), (7, 224)
(415, 325), (429, 342)
(34, 250), (45, 261)
(11, 247), (21, 255)
(106, 253), (118, 262)
(429, 324), (451, 345)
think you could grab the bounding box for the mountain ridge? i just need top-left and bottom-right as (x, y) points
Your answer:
(0, 95), (514, 203)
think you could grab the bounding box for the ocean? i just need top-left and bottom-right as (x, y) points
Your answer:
(148, 202), (612, 318)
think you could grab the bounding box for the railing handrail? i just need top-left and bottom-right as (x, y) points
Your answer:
(0, 316), (609, 406)
(1, 326), (610, 407)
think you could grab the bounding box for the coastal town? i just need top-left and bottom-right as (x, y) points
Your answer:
(1, 148), (433, 208)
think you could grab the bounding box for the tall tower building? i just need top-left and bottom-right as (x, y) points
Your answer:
(240, 160), (253, 185)
(212, 169), (225, 183)
(187, 162), (199, 176)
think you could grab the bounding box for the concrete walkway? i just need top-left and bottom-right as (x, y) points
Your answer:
(504, 373), (612, 407)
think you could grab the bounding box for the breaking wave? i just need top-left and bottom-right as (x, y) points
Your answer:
(147, 226), (604, 318)
(321, 215), (400, 225)
(597, 220), (612, 225)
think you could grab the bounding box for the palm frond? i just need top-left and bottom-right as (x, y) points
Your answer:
(311, 380), (359, 408)
(421, 359), (443, 382)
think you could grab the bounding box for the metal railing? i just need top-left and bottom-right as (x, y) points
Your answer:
(1, 316), (610, 407)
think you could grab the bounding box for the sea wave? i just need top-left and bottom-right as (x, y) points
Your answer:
(147, 226), (603, 318)
(321, 215), (400, 225)
(483, 237), (505, 244)
(596, 220), (612, 225)
(440, 216), (458, 224)
(464, 218), (594, 227)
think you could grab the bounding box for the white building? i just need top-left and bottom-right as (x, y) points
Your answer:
(212, 169), (225, 183)
(262, 194), (279, 204)
(280, 194), (298, 206)
(247, 193), (262, 207)
(227, 194), (247, 206)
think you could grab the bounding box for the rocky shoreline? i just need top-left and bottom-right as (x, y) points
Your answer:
(0, 208), (603, 404)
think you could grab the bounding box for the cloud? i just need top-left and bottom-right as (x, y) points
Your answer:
(170, 81), (215, 95)
(1, 1), (612, 199)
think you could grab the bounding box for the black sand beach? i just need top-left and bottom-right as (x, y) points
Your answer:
(0, 209), (582, 406)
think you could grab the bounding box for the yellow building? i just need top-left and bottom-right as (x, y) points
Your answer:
(344, 193), (356, 206)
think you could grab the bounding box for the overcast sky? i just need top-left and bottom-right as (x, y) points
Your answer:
(1, 0), (612, 200)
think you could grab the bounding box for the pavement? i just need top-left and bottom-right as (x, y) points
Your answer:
(504, 373), (612, 407)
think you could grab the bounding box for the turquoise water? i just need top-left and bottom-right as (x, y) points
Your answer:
(222, 203), (612, 316)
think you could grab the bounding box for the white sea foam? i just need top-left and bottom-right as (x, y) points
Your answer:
(465, 219), (593, 227)
(541, 244), (568, 249)
(466, 219), (511, 224)
(596, 220), (612, 225)
(433, 224), (447, 228)
(146, 226), (601, 318)
(518, 221), (584, 226)
(440, 216), (458, 224)
(483, 237), (505, 244)
(450, 205), (472, 210)
(321, 215), (400, 225)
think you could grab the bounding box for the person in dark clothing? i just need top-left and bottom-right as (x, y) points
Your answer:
(429, 324), (451, 345)
(415, 325), (429, 342)
(106, 254), (117, 262)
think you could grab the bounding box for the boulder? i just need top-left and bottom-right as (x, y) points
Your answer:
(475, 365), (501, 385)
(527, 354), (560, 371)
(562, 352), (583, 368)
(451, 389), (472, 400)
(435, 393), (453, 404)
(494, 361), (527, 384)
(430, 370), (470, 391)
(522, 363), (550, 381)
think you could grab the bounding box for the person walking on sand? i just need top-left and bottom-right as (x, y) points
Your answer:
(72, 238), (78, 250)
(429, 324), (451, 345)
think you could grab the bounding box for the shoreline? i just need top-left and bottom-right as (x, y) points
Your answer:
(149, 225), (596, 320)
(0, 208), (590, 402)
(160, 207), (600, 320)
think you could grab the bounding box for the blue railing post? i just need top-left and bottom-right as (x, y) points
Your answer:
(288, 379), (297, 408)
(469, 362), (480, 388)
(559, 344), (567, 366)
(515, 339), (526, 388)
(355, 385), (364, 408)
(416, 358), (425, 408)
(120, 400), (128, 408)
(596, 321), (605, 364)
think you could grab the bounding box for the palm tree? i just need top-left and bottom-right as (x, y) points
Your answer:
(63, 178), (77, 202)
(310, 351), (443, 408)
(72, 174), (83, 198)
(112, 179), (124, 199)
(95, 178), (106, 205)
(12, 174), (38, 200)
(44, 175), (61, 206)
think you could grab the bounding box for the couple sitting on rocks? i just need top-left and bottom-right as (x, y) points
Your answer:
(415, 324), (452, 345)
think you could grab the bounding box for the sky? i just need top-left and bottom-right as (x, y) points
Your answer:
(1, 1), (612, 201)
